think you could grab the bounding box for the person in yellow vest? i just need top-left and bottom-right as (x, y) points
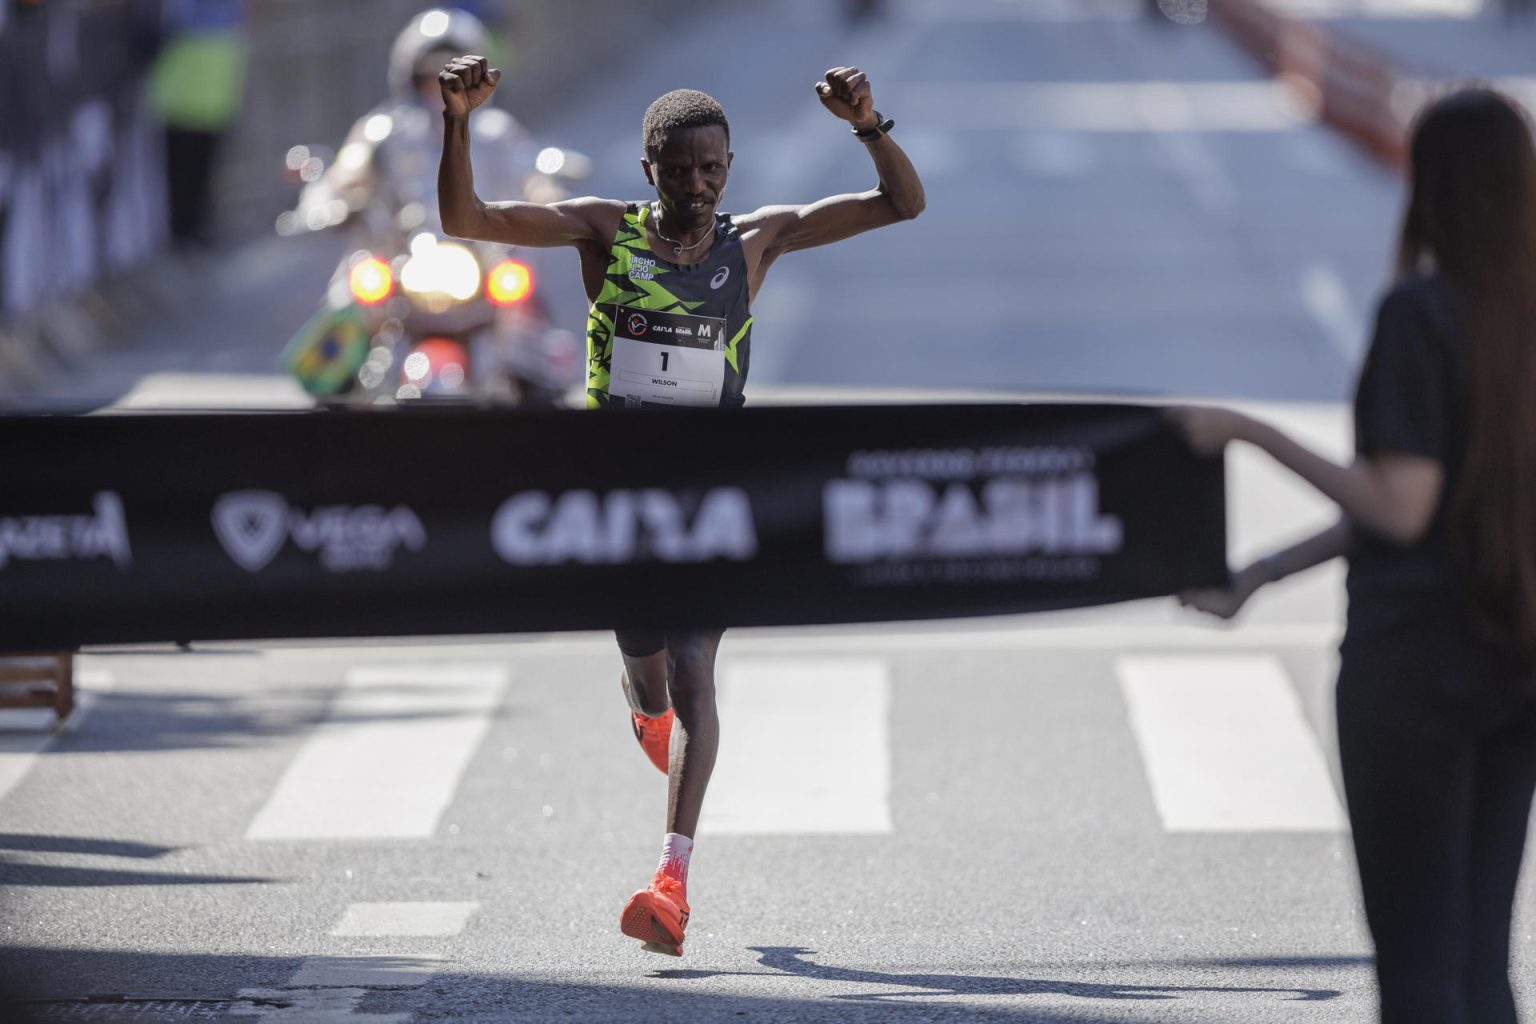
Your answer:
(147, 0), (253, 248)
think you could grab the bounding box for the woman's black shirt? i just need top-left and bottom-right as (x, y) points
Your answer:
(1347, 271), (1467, 631)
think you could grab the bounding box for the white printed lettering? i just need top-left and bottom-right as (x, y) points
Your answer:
(824, 474), (1122, 563)
(0, 492), (132, 571)
(492, 487), (758, 566)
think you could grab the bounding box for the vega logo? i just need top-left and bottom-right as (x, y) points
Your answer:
(213, 491), (427, 573)
(492, 487), (757, 565)
(0, 491), (132, 570)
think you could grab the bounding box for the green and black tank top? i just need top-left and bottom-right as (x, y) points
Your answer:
(585, 202), (753, 409)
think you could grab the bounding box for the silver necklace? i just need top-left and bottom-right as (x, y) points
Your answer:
(651, 202), (715, 257)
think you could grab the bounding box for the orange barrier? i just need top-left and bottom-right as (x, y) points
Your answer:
(1212, 0), (1414, 169)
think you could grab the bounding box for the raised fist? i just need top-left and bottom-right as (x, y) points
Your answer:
(439, 55), (501, 118)
(815, 66), (875, 131)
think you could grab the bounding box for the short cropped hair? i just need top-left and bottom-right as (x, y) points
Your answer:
(642, 89), (730, 158)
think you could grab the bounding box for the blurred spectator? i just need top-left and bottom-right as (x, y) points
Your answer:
(147, 0), (253, 248)
(1, 0), (167, 319)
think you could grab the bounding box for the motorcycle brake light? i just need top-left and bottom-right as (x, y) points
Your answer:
(349, 256), (393, 305)
(487, 259), (534, 305)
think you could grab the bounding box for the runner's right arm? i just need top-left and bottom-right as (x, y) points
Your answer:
(437, 55), (619, 248)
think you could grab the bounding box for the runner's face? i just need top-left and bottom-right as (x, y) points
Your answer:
(643, 125), (732, 228)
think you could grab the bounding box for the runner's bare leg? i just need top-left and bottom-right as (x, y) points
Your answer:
(664, 631), (722, 837)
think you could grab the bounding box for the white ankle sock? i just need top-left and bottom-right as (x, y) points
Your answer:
(657, 832), (693, 884)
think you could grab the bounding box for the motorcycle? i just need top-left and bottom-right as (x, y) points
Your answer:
(276, 134), (589, 408)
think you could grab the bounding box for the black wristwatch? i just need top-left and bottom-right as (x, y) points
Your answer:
(852, 112), (895, 142)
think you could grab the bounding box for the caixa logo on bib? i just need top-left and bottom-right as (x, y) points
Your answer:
(0, 492), (132, 570)
(212, 491), (426, 573)
(824, 447), (1124, 583)
(493, 487), (757, 565)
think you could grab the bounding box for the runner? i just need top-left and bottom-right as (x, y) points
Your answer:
(437, 57), (924, 956)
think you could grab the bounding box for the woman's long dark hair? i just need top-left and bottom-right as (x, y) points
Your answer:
(1397, 87), (1536, 670)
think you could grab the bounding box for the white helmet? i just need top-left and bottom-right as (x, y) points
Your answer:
(388, 8), (491, 98)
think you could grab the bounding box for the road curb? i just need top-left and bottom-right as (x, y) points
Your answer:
(1211, 0), (1432, 169)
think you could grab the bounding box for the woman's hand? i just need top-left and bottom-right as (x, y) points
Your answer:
(1178, 561), (1270, 621)
(1166, 405), (1255, 456)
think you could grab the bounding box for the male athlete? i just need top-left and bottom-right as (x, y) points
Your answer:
(438, 56), (924, 956)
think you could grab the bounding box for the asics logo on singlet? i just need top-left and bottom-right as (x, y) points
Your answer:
(710, 266), (730, 290)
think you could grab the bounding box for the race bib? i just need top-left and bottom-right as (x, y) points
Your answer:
(607, 304), (728, 408)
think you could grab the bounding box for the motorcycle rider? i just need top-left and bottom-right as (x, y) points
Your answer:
(292, 7), (539, 243)
(284, 7), (574, 403)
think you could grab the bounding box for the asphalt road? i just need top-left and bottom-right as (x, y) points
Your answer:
(7, 2), (1535, 1023)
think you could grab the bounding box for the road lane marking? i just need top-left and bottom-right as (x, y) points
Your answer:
(1259, 0), (1478, 15)
(283, 956), (446, 989)
(1008, 133), (1097, 177)
(1118, 655), (1347, 831)
(234, 987), (409, 1022)
(111, 372), (311, 410)
(699, 658), (892, 835)
(331, 902), (480, 937)
(0, 669), (113, 805)
(1300, 262), (1365, 362)
(246, 665), (506, 841)
(895, 81), (1317, 132)
(910, 0), (1141, 20)
(1156, 130), (1237, 216)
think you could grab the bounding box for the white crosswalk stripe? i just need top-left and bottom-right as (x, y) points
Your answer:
(1118, 654), (1347, 832)
(246, 665), (507, 841)
(235, 957), (443, 1021)
(0, 669), (113, 805)
(228, 649), (1351, 843)
(699, 657), (893, 835)
(330, 902), (480, 937)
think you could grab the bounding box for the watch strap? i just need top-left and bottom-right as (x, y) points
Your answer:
(852, 112), (895, 141)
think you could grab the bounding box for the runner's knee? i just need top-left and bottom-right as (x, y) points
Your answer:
(623, 657), (671, 716)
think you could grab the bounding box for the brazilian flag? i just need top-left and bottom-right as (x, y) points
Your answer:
(281, 304), (371, 395)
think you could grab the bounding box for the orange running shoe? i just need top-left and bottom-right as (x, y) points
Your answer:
(630, 708), (673, 775)
(620, 872), (690, 956)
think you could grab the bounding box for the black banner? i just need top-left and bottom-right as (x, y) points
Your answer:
(0, 403), (1226, 651)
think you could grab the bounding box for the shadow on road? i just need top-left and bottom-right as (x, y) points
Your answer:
(0, 944), (1359, 1023)
(649, 944), (1343, 1003)
(0, 683), (528, 754)
(0, 834), (180, 859)
(0, 861), (279, 888)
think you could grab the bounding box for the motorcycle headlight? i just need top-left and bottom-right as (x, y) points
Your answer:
(400, 240), (482, 303)
(486, 258), (534, 306)
(348, 255), (393, 305)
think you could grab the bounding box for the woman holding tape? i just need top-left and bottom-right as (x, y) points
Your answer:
(1173, 87), (1536, 1024)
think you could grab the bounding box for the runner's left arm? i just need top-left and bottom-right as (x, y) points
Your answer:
(744, 67), (925, 259)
